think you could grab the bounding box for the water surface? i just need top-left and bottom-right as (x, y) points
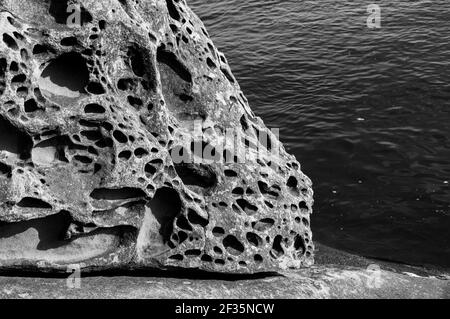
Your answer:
(189, 0), (450, 268)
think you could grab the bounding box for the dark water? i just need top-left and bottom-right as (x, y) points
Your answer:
(189, 0), (450, 268)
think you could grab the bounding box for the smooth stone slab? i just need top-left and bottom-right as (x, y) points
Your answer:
(0, 244), (448, 299)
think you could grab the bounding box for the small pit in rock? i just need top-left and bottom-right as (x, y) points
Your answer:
(39, 52), (89, 105)
(0, 116), (33, 161)
(148, 187), (182, 243)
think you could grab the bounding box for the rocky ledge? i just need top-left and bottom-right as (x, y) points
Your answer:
(0, 244), (448, 299)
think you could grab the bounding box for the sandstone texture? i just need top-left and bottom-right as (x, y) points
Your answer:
(0, 0), (314, 273)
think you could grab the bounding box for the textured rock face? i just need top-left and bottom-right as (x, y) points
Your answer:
(0, 0), (314, 273)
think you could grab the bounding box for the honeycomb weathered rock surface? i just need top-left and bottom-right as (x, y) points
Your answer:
(0, 0), (314, 273)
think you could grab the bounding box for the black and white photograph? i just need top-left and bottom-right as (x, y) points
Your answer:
(0, 0), (449, 304)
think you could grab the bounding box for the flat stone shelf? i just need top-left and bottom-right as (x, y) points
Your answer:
(1, 244), (448, 299)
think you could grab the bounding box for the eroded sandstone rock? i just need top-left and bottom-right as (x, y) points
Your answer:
(0, 0), (314, 273)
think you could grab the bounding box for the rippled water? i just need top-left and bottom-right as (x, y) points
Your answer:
(189, 0), (450, 268)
